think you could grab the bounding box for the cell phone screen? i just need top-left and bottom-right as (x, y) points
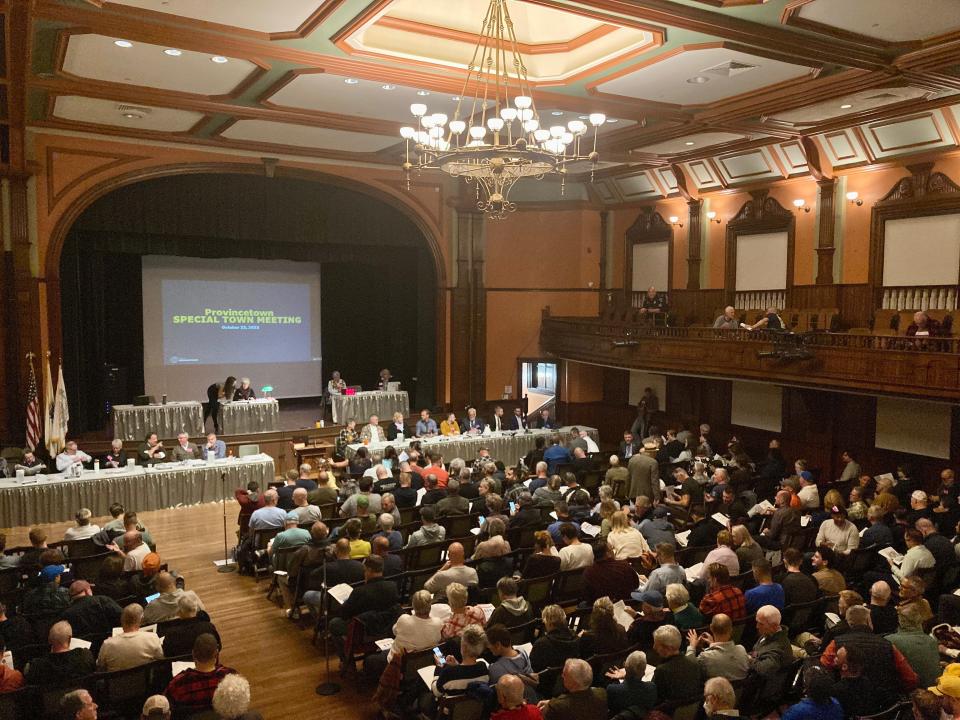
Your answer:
(478, 515), (486, 526)
(145, 592), (160, 603)
(433, 647), (445, 666)
(509, 501), (516, 514)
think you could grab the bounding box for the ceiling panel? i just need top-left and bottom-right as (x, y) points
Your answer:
(636, 131), (745, 155)
(615, 172), (661, 200)
(796, 0), (960, 42)
(771, 86), (932, 125)
(106, 0), (329, 34)
(818, 129), (868, 167)
(592, 46), (816, 105)
(655, 167), (679, 194)
(62, 34), (258, 96)
(772, 141), (809, 177)
(860, 111), (957, 159)
(715, 146), (781, 184)
(683, 160), (723, 189)
(221, 119), (398, 152)
(52, 95), (203, 132)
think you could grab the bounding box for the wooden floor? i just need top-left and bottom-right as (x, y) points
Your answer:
(4, 502), (379, 720)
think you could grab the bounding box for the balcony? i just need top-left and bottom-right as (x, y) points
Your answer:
(539, 312), (960, 401)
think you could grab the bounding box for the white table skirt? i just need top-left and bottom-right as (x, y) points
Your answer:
(112, 402), (204, 441)
(332, 391), (409, 424)
(219, 399), (280, 434)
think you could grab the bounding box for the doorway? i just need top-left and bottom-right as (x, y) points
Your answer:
(519, 359), (557, 416)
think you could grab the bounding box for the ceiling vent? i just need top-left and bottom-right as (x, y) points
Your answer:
(701, 60), (759, 78)
(117, 104), (151, 119)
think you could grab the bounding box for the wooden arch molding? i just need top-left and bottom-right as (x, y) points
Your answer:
(42, 161), (449, 401)
(868, 162), (960, 300)
(723, 189), (796, 301)
(623, 206), (675, 292)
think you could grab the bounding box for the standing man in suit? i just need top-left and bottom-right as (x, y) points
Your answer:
(172, 433), (199, 461)
(490, 406), (506, 433)
(509, 408), (528, 431)
(462, 407), (485, 434)
(627, 442), (660, 502)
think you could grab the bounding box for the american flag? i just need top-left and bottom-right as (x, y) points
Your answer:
(25, 356), (41, 451)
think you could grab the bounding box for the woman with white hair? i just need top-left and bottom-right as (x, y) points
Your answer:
(372, 513), (402, 550)
(212, 674), (262, 720)
(665, 582), (706, 631)
(233, 378), (255, 401)
(432, 624), (488, 698)
(441, 582), (486, 640)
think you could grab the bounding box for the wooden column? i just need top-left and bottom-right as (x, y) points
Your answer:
(450, 210), (486, 407)
(686, 199), (702, 290)
(815, 177), (837, 285)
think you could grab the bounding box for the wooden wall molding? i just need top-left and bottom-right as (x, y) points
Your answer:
(44, 145), (148, 211)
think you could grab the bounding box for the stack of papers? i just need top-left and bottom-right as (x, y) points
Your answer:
(878, 547), (904, 566)
(675, 530), (691, 547)
(612, 601), (635, 631)
(684, 562), (704, 582)
(478, 604), (495, 621)
(711, 512), (730, 526)
(171, 661), (195, 676)
(328, 583), (354, 605)
(580, 522), (601, 538)
(748, 500), (774, 518)
(375, 638), (394, 651)
(69, 638), (92, 650)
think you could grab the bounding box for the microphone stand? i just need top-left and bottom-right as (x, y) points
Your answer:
(315, 543), (341, 696)
(218, 472), (237, 574)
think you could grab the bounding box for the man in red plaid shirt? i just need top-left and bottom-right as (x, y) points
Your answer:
(165, 633), (235, 719)
(698, 563), (746, 620)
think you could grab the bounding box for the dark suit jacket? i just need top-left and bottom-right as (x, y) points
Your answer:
(462, 417), (485, 433)
(340, 577), (400, 620)
(508, 415), (528, 430)
(618, 442), (637, 459)
(386, 422), (407, 441)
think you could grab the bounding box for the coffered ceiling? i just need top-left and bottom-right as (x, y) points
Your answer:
(17, 0), (960, 198)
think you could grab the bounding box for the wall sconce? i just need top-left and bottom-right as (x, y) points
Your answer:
(706, 211), (721, 224)
(668, 215), (683, 228)
(792, 198), (811, 213)
(846, 191), (863, 206)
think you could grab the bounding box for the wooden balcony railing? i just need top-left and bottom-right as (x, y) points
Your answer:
(540, 314), (960, 401)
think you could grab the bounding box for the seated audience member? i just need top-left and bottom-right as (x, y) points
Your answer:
(22, 563), (71, 614)
(308, 470), (338, 507)
(211, 674), (261, 720)
(749, 605), (794, 701)
(521, 531), (561, 579)
(557, 523), (593, 571)
(885, 601), (941, 688)
(436, 479), (470, 518)
(699, 563), (746, 620)
(234, 481), (265, 534)
(330, 555), (400, 640)
(781, 667), (843, 720)
(624, 590), (670, 650)
(543, 435), (571, 476)
(897, 575), (934, 626)
(441, 582), (486, 640)
(652, 624), (702, 702)
(811, 545), (846, 594)
(745, 558), (785, 613)
(831, 645), (884, 718)
(760, 490), (804, 551)
(685, 612), (750, 681)
(713, 306), (739, 330)
(24, 620), (95, 687)
(781, 548), (819, 606)
(107, 530), (153, 572)
(19, 527), (49, 569)
(703, 677), (738, 720)
(383, 590), (443, 666)
(247, 490), (286, 533)
(732, 525), (763, 568)
(371, 513), (402, 551)
(0, 535), (16, 571)
(160, 593), (221, 658)
(816, 590), (862, 650)
(97, 603), (164, 672)
(94, 554), (130, 601)
(493, 674), (542, 720)
(847, 487), (869, 521)
(538, 658), (606, 719)
(605, 650), (657, 716)
(816, 505), (859, 554)
(906, 311), (942, 337)
(0, 601), (33, 653)
(405, 506), (446, 548)
(869, 580), (898, 635)
(862, 504), (894, 547)
(268, 514), (311, 564)
(583, 540), (637, 604)
(60, 690), (99, 720)
(288, 489), (322, 525)
(165, 633), (236, 720)
(819, 605), (918, 706)
(699, 530), (739, 584)
(0, 637), (23, 693)
(634, 542), (686, 598)
(607, 511), (651, 559)
(424, 542), (479, 600)
(530, 605), (579, 673)
(143, 572), (205, 625)
(276, 470), (300, 511)
(487, 625), (535, 700)
(301, 539), (364, 616)
(487, 577), (532, 629)
(888, 529), (936, 584)
(666, 583), (706, 631)
(64, 508), (100, 541)
(340, 477), (382, 518)
(432, 624), (489, 698)
(605, 455), (629, 495)
(509, 493), (542, 529)
(62, 579), (122, 638)
(579, 597), (630, 660)
(917, 517), (954, 568)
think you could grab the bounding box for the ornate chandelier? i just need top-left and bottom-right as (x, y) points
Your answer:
(399, 0), (606, 220)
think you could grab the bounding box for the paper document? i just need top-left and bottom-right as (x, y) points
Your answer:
(711, 512), (729, 526)
(416, 488), (426, 506)
(515, 642), (533, 655)
(612, 601), (635, 631)
(824, 612), (840, 628)
(878, 547), (904, 566)
(859, 526), (867, 537)
(470, 527), (481, 536)
(579, 522), (601, 538)
(874, 472), (895, 486)
(375, 638), (394, 651)
(800, 516), (811, 527)
(478, 604), (495, 621)
(684, 562), (704, 582)
(418, 665), (437, 690)
(643, 664), (656, 681)
(328, 583), (354, 605)
(523, 479), (532, 487)
(172, 661), (195, 676)
(1, 651), (11, 669)
(69, 638), (92, 650)
(112, 624), (157, 637)
(748, 500), (774, 518)
(549, 511), (558, 520)
(675, 530), (691, 547)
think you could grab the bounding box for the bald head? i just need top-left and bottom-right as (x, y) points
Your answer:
(123, 530), (142, 551)
(155, 572), (175, 593)
(372, 535), (391, 555)
(870, 580), (891, 604)
(447, 542), (465, 565)
(710, 613), (733, 641)
(293, 488), (308, 506)
(497, 675), (525, 708)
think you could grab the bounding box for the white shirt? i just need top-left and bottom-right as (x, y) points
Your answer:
(815, 519), (860, 554)
(64, 524), (101, 541)
(123, 543), (151, 571)
(559, 542), (594, 571)
(894, 544), (935, 580)
(492, 414), (503, 432)
(607, 527), (650, 560)
(584, 435), (600, 453)
(390, 614), (443, 661)
(56, 450), (92, 472)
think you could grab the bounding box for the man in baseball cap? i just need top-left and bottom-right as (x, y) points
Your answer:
(930, 665), (960, 716)
(62, 579), (122, 637)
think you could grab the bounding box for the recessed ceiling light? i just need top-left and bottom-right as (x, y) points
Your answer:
(551, 111), (563, 116)
(686, 75), (709, 84)
(114, 40), (133, 48)
(343, 78), (359, 85)
(607, 118), (619, 123)
(451, 96), (460, 101)
(840, 103), (852, 109)
(685, 141), (695, 146)
(163, 48), (182, 57)
(210, 56), (229, 64)
(417, 90), (430, 96)
(578, 115), (588, 120)
(122, 113), (140, 119)
(381, 84), (396, 90)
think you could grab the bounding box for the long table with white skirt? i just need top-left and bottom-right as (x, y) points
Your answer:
(345, 427), (599, 464)
(112, 401), (204, 441)
(218, 398), (280, 434)
(332, 390), (409, 424)
(0, 454), (275, 529)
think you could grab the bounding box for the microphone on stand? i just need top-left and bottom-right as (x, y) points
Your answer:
(217, 472), (237, 574)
